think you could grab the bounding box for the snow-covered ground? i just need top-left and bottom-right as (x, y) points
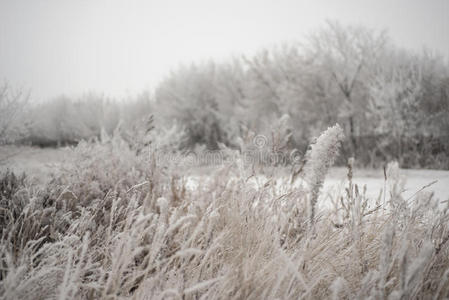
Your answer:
(0, 145), (69, 180)
(184, 167), (449, 207)
(1, 145), (448, 202)
(322, 167), (449, 203)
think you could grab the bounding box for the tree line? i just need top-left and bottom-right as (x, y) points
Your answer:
(1, 21), (448, 168)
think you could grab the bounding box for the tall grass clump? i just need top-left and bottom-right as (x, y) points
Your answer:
(303, 124), (344, 227)
(0, 124), (448, 299)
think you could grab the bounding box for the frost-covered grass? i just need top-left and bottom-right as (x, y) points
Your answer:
(2, 145), (448, 201)
(1, 127), (449, 299)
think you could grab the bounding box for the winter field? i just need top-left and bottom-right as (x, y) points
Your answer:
(2, 126), (449, 299)
(3, 144), (449, 218)
(2, 145), (448, 203)
(1, 10), (449, 299)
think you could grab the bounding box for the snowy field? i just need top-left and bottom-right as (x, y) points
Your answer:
(0, 145), (69, 180)
(2, 145), (448, 202)
(324, 168), (449, 202)
(2, 143), (449, 299)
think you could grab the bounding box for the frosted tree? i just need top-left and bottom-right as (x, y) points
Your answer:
(243, 50), (282, 125)
(155, 61), (247, 148)
(369, 53), (422, 133)
(155, 63), (220, 148)
(304, 21), (388, 155)
(368, 49), (449, 165)
(0, 82), (31, 144)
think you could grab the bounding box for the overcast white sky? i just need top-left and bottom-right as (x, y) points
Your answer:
(0, 0), (448, 101)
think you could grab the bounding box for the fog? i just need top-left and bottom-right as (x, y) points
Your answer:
(2, 2), (449, 298)
(1, 0), (448, 101)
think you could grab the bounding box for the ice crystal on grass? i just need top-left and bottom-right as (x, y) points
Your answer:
(303, 124), (344, 226)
